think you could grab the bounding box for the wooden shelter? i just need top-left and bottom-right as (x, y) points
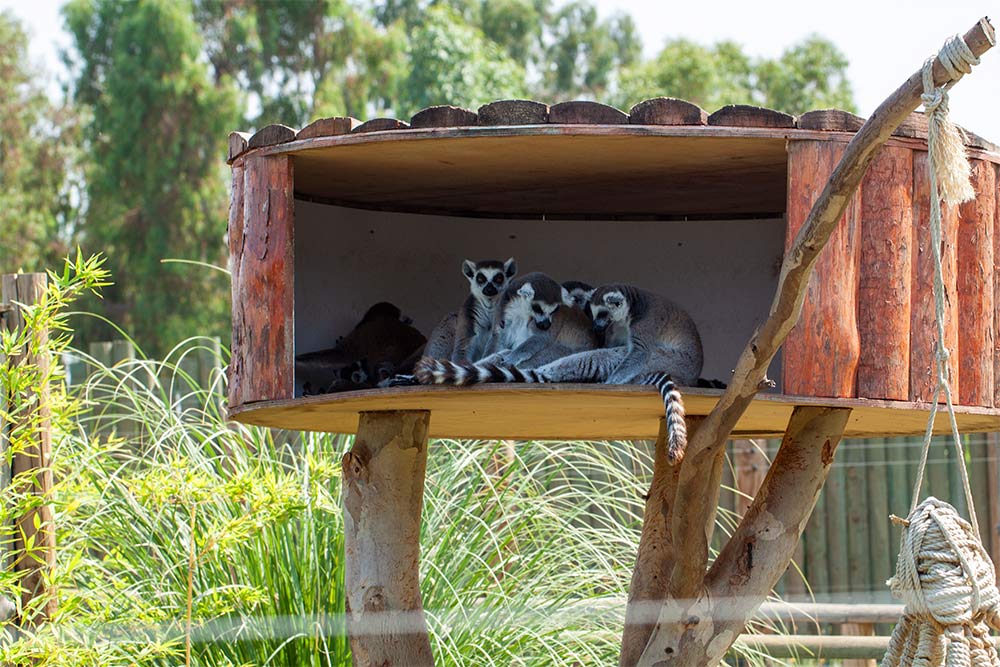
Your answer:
(227, 104), (1000, 440)
(225, 17), (996, 667)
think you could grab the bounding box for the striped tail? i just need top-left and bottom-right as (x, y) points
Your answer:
(641, 374), (688, 463)
(413, 356), (546, 386)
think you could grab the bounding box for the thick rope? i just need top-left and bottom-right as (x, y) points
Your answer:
(909, 33), (980, 537)
(882, 34), (998, 667)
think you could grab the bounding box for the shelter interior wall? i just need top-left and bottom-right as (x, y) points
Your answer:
(293, 199), (786, 395)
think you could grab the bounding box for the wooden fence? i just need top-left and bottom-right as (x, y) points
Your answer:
(720, 435), (1000, 601)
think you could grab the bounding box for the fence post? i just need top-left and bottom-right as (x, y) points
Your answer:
(1, 273), (57, 625)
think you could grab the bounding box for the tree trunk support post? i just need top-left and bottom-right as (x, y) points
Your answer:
(1, 273), (57, 626)
(627, 17), (994, 667)
(621, 417), (703, 667)
(343, 410), (435, 667)
(638, 406), (851, 666)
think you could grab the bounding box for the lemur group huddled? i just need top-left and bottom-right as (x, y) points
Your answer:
(415, 258), (703, 460)
(297, 257), (706, 461)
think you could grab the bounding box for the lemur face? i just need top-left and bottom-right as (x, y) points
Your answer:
(561, 281), (595, 310)
(515, 281), (562, 331)
(463, 257), (517, 299)
(589, 290), (628, 334)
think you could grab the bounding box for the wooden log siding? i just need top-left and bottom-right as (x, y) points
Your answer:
(957, 159), (995, 407)
(911, 150), (960, 402)
(783, 141), (861, 398)
(858, 146), (913, 400)
(228, 155), (295, 408)
(996, 162), (1000, 408)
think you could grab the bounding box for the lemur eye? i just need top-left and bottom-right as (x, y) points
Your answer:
(476, 274), (486, 285)
(493, 274), (504, 284)
(532, 304), (542, 315)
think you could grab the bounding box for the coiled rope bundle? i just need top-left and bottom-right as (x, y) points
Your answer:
(882, 33), (999, 667)
(884, 498), (1000, 667)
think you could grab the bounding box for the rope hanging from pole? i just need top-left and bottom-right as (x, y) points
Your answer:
(882, 33), (1000, 667)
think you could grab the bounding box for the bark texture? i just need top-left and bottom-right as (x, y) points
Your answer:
(638, 407), (851, 666)
(343, 411), (435, 667)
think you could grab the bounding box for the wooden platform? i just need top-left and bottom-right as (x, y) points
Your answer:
(229, 385), (1000, 441)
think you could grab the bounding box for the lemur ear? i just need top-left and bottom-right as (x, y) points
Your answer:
(462, 260), (476, 280)
(517, 282), (535, 300)
(584, 288), (596, 303)
(504, 257), (517, 278)
(561, 287), (575, 307)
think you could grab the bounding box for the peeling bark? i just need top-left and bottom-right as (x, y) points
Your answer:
(638, 407), (850, 666)
(655, 18), (996, 651)
(620, 418), (702, 667)
(343, 411), (435, 666)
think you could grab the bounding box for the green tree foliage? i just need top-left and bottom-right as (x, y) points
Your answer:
(480, 0), (544, 66)
(617, 35), (856, 115)
(397, 6), (527, 116)
(542, 1), (640, 99)
(0, 12), (81, 274)
(63, 0), (238, 354)
(3, 1), (857, 354)
(755, 35), (855, 114)
(193, 0), (407, 125)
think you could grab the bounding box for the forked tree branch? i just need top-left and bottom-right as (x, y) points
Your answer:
(636, 16), (996, 667)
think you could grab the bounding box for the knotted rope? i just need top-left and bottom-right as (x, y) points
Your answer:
(882, 33), (999, 667)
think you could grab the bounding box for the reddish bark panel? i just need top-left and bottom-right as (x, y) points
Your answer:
(477, 100), (549, 125)
(783, 141), (862, 398)
(297, 116), (361, 139)
(247, 123), (296, 149)
(548, 101), (628, 124)
(228, 131), (251, 162)
(227, 165), (245, 408)
(957, 160), (995, 406)
(858, 146), (912, 400)
(628, 97), (707, 125)
(709, 105), (796, 128)
(910, 151), (960, 402)
(410, 105), (477, 128)
(995, 163), (1000, 407)
(353, 118), (410, 133)
(228, 156), (295, 409)
(797, 109), (865, 132)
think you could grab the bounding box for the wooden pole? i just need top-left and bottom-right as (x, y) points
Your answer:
(638, 407), (851, 667)
(620, 417), (701, 667)
(1, 273), (57, 625)
(646, 18), (995, 662)
(343, 411), (435, 667)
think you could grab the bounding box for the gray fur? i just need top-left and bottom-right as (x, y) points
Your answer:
(415, 283), (702, 459)
(479, 272), (596, 367)
(424, 258), (516, 363)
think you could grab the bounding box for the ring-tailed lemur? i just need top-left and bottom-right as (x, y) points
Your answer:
(474, 272), (597, 368)
(381, 259), (516, 387)
(297, 301), (426, 393)
(561, 280), (594, 310)
(424, 258), (517, 361)
(415, 284), (703, 461)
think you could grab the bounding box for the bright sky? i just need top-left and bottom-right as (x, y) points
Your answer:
(3, 0), (998, 140)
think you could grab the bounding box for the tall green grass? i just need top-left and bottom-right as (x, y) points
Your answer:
(4, 334), (781, 666)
